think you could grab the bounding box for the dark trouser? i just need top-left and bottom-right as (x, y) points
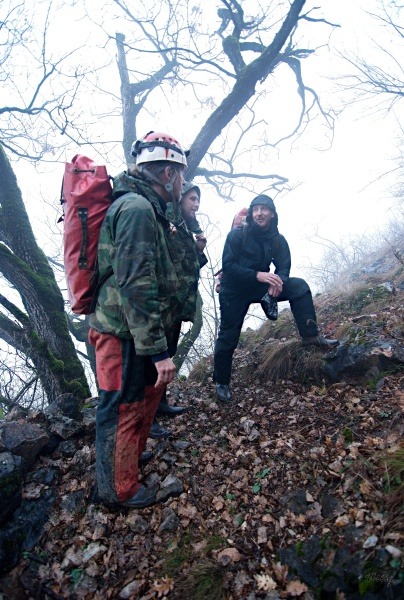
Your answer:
(159, 322), (182, 408)
(89, 329), (163, 503)
(213, 277), (318, 385)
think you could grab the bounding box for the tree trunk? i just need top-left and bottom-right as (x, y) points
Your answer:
(173, 292), (203, 372)
(0, 146), (90, 402)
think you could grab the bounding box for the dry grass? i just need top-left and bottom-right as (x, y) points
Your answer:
(380, 443), (404, 519)
(256, 340), (327, 384)
(174, 558), (227, 600)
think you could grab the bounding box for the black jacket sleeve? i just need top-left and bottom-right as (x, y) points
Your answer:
(272, 234), (291, 283)
(222, 228), (259, 285)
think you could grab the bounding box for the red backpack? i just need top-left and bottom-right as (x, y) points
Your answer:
(60, 155), (113, 314)
(230, 207), (248, 229)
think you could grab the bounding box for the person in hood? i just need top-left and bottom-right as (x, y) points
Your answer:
(150, 181), (207, 438)
(88, 131), (190, 509)
(213, 195), (339, 403)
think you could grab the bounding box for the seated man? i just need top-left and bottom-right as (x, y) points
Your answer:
(213, 195), (339, 403)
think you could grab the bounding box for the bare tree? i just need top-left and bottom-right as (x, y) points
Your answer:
(0, 0), (339, 407)
(112, 0), (338, 192)
(0, 0), (100, 160)
(339, 1), (404, 114)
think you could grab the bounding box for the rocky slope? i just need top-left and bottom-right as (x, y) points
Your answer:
(0, 252), (403, 600)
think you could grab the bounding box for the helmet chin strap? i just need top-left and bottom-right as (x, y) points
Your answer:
(141, 166), (179, 203)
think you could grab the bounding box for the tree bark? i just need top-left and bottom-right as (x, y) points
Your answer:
(173, 292), (203, 372)
(0, 146), (90, 402)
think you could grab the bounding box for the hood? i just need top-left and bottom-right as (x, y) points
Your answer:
(112, 170), (167, 216)
(181, 181), (201, 199)
(246, 194), (279, 233)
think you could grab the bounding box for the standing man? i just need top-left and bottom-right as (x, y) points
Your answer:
(89, 131), (189, 508)
(213, 195), (339, 403)
(151, 181), (207, 437)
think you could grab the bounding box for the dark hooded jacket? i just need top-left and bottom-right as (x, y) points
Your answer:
(220, 202), (291, 298)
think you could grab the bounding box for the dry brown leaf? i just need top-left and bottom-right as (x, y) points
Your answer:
(22, 483), (44, 500)
(217, 547), (242, 563)
(150, 577), (174, 597)
(335, 514), (350, 527)
(272, 561), (288, 585)
(177, 504), (197, 518)
(255, 573), (277, 591)
(213, 496), (224, 510)
(257, 526), (268, 544)
(286, 580), (308, 596)
(359, 481), (372, 495)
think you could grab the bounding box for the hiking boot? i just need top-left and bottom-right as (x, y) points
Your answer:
(116, 485), (157, 509)
(139, 450), (154, 467)
(149, 421), (172, 439)
(302, 336), (339, 350)
(156, 400), (187, 418)
(216, 384), (232, 403)
(96, 484), (157, 509)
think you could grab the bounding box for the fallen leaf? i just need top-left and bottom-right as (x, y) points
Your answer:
(217, 547), (242, 563)
(255, 573), (277, 591)
(150, 577), (174, 597)
(335, 514), (350, 527)
(286, 580), (308, 596)
(257, 526), (267, 544)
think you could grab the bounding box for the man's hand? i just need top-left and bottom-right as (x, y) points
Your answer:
(195, 234), (207, 253)
(256, 271), (283, 297)
(154, 357), (176, 388)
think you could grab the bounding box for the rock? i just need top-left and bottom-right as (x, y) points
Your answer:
(363, 535), (378, 548)
(159, 507), (179, 532)
(26, 467), (61, 486)
(0, 422), (50, 466)
(240, 418), (255, 434)
(60, 490), (86, 513)
(40, 431), (63, 455)
(385, 545), (402, 558)
(247, 427), (260, 441)
(57, 440), (78, 457)
(156, 474), (183, 503)
(127, 513), (149, 534)
(82, 542), (107, 563)
(320, 493), (344, 518)
(171, 440), (190, 450)
(47, 415), (84, 439)
(324, 339), (404, 383)
(0, 452), (23, 525)
(0, 488), (56, 575)
(280, 490), (307, 515)
(119, 579), (143, 599)
(3, 407), (28, 421)
(43, 393), (82, 421)
(279, 535), (323, 588)
(73, 573), (99, 595)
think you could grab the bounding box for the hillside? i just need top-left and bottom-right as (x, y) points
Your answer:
(0, 246), (403, 599)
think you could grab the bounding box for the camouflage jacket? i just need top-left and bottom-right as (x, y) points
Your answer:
(167, 205), (207, 322)
(89, 172), (188, 356)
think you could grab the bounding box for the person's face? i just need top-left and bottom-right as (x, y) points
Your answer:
(172, 166), (185, 202)
(252, 204), (273, 229)
(181, 189), (200, 220)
